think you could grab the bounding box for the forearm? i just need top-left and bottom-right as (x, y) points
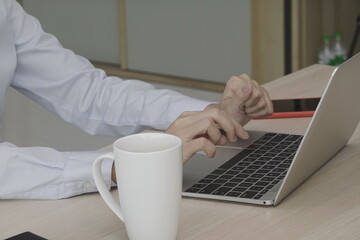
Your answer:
(0, 142), (112, 199)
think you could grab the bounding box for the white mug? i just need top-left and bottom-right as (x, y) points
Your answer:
(92, 133), (183, 240)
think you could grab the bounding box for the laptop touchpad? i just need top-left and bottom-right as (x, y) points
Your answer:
(183, 147), (242, 190)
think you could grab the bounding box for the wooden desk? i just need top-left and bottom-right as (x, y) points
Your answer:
(2, 64), (360, 240)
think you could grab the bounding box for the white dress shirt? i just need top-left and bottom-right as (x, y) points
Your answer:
(0, 0), (210, 199)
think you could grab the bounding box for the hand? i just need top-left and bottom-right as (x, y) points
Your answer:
(213, 74), (273, 126)
(165, 108), (249, 163)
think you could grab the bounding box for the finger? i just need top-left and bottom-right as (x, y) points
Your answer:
(178, 108), (240, 142)
(245, 88), (273, 116)
(223, 75), (253, 103)
(206, 120), (228, 144)
(232, 118), (250, 139)
(204, 108), (249, 141)
(189, 117), (225, 145)
(244, 98), (267, 115)
(244, 82), (263, 108)
(238, 73), (253, 82)
(182, 138), (217, 163)
(262, 87), (274, 114)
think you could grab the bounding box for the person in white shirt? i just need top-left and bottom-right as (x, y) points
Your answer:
(0, 0), (273, 199)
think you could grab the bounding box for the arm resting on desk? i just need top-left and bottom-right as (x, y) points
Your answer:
(0, 142), (113, 199)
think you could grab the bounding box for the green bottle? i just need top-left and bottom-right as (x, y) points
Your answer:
(332, 32), (347, 66)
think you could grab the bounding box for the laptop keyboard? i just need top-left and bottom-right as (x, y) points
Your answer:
(184, 133), (303, 200)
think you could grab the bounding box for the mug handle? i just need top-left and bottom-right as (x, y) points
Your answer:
(92, 152), (124, 222)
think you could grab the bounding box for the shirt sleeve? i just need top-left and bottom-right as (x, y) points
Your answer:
(7, 0), (212, 137)
(2, 1), (212, 200)
(0, 142), (113, 200)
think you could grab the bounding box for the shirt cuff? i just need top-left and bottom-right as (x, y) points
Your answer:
(64, 151), (113, 197)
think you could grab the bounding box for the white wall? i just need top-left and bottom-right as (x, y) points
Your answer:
(23, 0), (252, 83)
(125, 0), (252, 83)
(23, 0), (121, 64)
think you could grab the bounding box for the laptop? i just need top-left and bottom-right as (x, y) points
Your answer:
(182, 52), (360, 206)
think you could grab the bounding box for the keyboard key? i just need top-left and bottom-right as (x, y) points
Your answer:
(288, 144), (300, 150)
(213, 179), (228, 184)
(240, 191), (258, 199)
(213, 187), (232, 196)
(204, 174), (218, 179)
(273, 168), (287, 173)
(260, 190), (268, 195)
(262, 165), (276, 170)
(286, 134), (302, 141)
(260, 146), (273, 151)
(243, 178), (258, 183)
(264, 152), (278, 157)
(272, 179), (281, 185)
(232, 166), (245, 171)
(211, 169), (227, 175)
(250, 173), (264, 179)
(253, 160), (267, 165)
(272, 134), (289, 142)
(259, 156), (272, 161)
(219, 174), (233, 180)
(199, 179), (213, 184)
(226, 191), (242, 197)
(247, 165), (261, 170)
(279, 163), (291, 168)
(276, 145), (288, 150)
(267, 172), (281, 177)
(238, 182), (253, 188)
(253, 194), (263, 199)
(235, 173), (250, 178)
(270, 149), (283, 154)
(255, 181), (269, 186)
(265, 141), (278, 147)
(237, 162), (251, 167)
(248, 153), (262, 158)
(278, 152), (292, 157)
(224, 182), (238, 187)
(253, 149), (268, 154)
(264, 132), (276, 137)
(261, 177), (275, 182)
(226, 170), (240, 175)
(268, 160), (281, 165)
(233, 187), (247, 192)
(242, 157), (257, 162)
(193, 183), (208, 188)
(199, 184), (221, 194)
(250, 186), (264, 191)
(185, 187), (201, 193)
(265, 184), (276, 190)
(229, 177), (245, 183)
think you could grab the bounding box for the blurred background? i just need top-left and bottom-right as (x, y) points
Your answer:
(1, 0), (359, 151)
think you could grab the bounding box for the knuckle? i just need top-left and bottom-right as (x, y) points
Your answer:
(198, 137), (209, 148)
(239, 73), (249, 79)
(252, 90), (262, 99)
(203, 117), (213, 127)
(208, 108), (222, 117)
